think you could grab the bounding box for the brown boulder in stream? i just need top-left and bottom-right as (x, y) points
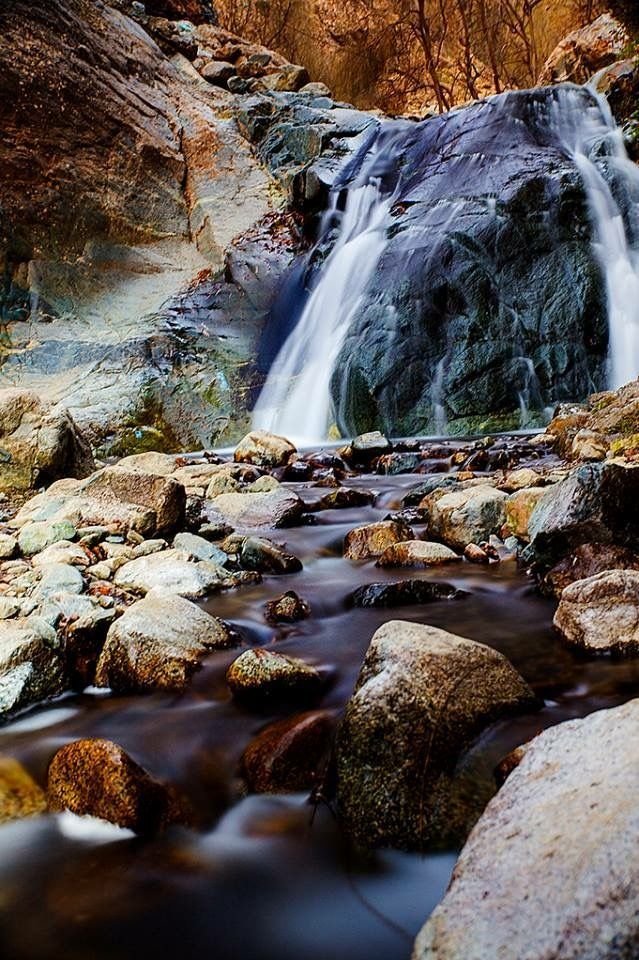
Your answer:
(344, 520), (413, 561)
(241, 710), (335, 793)
(337, 621), (536, 851)
(47, 739), (188, 834)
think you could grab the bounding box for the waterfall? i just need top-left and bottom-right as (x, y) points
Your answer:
(252, 125), (404, 445)
(254, 84), (639, 445)
(547, 85), (639, 390)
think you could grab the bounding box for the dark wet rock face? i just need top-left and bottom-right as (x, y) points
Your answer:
(329, 86), (608, 436)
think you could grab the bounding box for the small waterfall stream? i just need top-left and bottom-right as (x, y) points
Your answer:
(252, 128), (400, 444)
(254, 85), (639, 443)
(548, 85), (639, 390)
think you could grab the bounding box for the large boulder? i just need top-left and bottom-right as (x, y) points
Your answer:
(95, 592), (237, 692)
(553, 569), (639, 656)
(422, 485), (508, 552)
(414, 700), (639, 960)
(337, 621), (536, 850)
(0, 389), (94, 493)
(9, 466), (186, 538)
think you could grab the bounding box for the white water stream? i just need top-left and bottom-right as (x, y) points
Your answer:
(254, 86), (639, 443)
(252, 135), (395, 445)
(549, 85), (639, 390)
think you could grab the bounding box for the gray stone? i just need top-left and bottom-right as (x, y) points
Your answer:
(414, 699), (639, 960)
(113, 549), (228, 598)
(95, 591), (237, 692)
(208, 488), (304, 529)
(33, 563), (84, 600)
(337, 621), (536, 850)
(173, 532), (228, 564)
(18, 520), (76, 557)
(0, 535), (17, 559)
(0, 616), (65, 718)
(553, 569), (639, 655)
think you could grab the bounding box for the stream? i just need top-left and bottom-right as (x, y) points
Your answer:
(1, 458), (639, 960)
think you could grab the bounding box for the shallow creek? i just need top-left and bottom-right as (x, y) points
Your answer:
(1, 468), (638, 960)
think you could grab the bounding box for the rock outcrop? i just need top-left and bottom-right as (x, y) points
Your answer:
(414, 700), (639, 960)
(538, 14), (630, 85)
(0, 389), (94, 492)
(337, 620), (536, 850)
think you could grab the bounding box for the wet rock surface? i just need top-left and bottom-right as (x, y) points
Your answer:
(240, 709), (335, 793)
(227, 648), (323, 705)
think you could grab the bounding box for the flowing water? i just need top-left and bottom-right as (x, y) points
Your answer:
(254, 84), (639, 443)
(2, 450), (639, 959)
(547, 84), (639, 390)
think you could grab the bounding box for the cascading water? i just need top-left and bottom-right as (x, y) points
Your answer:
(252, 126), (403, 445)
(254, 84), (639, 444)
(547, 85), (639, 390)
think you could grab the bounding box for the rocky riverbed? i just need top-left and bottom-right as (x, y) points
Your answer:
(2, 380), (639, 957)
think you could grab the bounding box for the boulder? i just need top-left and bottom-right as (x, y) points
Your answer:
(553, 569), (639, 655)
(527, 459), (639, 568)
(32, 563), (84, 600)
(350, 580), (463, 608)
(337, 621), (536, 850)
(497, 467), (545, 492)
(31, 541), (89, 568)
(538, 13), (630, 85)
(344, 520), (413, 561)
(264, 590), (310, 623)
(317, 488), (375, 510)
(18, 520), (77, 557)
(208, 487), (304, 528)
(47, 739), (187, 834)
(541, 542), (639, 597)
(0, 757), (47, 823)
(10, 467), (186, 538)
(422, 485), (508, 552)
(172, 531), (228, 564)
(377, 540), (461, 567)
(414, 700), (639, 960)
(234, 430), (296, 468)
(0, 389), (94, 493)
(0, 617), (65, 719)
(226, 649), (322, 705)
(241, 710), (335, 793)
(113, 550), (228, 598)
(95, 592), (237, 692)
